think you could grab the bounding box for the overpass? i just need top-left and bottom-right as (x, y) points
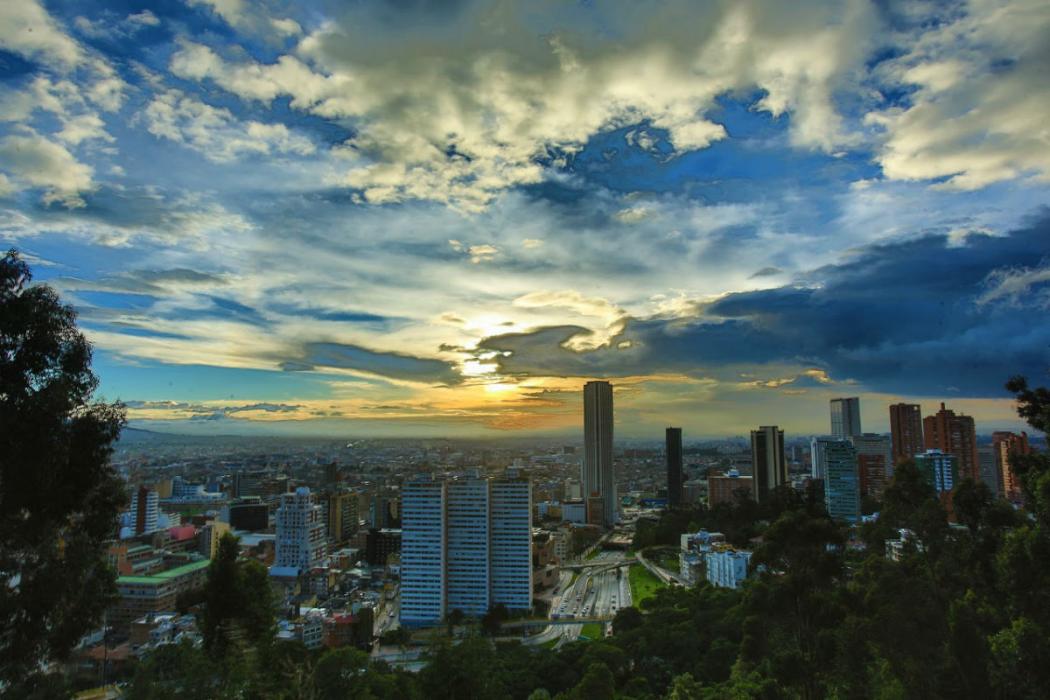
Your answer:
(501, 616), (614, 629)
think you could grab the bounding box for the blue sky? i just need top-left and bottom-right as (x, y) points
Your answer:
(1, 0), (1048, 437)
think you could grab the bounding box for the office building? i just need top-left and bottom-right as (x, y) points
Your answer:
(233, 470), (267, 498)
(325, 491), (359, 546)
(705, 549), (752, 589)
(583, 380), (616, 527)
(851, 433), (893, 498)
(915, 449), (958, 494)
(978, 445), (1000, 498)
(707, 470), (753, 507)
(199, 520), (230, 559)
(666, 427), (683, 508)
(823, 439), (860, 522)
(924, 403), (979, 482)
(110, 559), (210, 630)
(274, 487), (327, 573)
(364, 528), (402, 566)
(810, 436), (834, 480)
(889, 403), (924, 465)
(131, 486), (159, 535)
(993, 431), (1031, 502)
(400, 477), (532, 626)
(830, 397), (862, 439)
(751, 426), (787, 503)
(229, 498), (268, 531)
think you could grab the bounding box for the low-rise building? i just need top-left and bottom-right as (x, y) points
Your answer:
(705, 549), (752, 589)
(111, 559), (210, 631)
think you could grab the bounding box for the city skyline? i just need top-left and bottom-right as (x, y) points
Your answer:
(2, 0), (1048, 438)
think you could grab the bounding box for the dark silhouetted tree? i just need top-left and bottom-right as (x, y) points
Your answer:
(0, 250), (127, 685)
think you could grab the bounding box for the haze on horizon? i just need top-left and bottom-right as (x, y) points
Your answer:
(1, 0), (1048, 439)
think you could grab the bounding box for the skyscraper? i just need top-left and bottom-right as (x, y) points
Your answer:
(583, 380), (615, 527)
(851, 433), (893, 498)
(446, 480), (490, 616)
(915, 449), (958, 494)
(992, 431), (1031, 502)
(889, 403), (924, 465)
(400, 479), (446, 626)
(823, 439), (860, 522)
(924, 403), (979, 482)
(751, 426), (786, 503)
(400, 477), (532, 626)
(274, 487), (327, 572)
(131, 486), (159, 535)
(830, 397), (862, 438)
(811, 436), (834, 480)
(666, 427), (683, 508)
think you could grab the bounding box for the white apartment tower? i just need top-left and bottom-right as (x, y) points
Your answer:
(583, 380), (616, 527)
(400, 476), (532, 626)
(274, 487), (327, 572)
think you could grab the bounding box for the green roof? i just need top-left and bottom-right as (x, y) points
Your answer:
(117, 559), (210, 586)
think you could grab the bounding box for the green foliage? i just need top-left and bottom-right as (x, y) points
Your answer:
(628, 563), (667, 606)
(201, 533), (277, 655)
(0, 250), (127, 683)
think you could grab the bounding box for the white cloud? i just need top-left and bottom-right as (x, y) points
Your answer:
(167, 0), (881, 210)
(0, 0), (82, 70)
(0, 133), (94, 207)
(140, 89), (316, 162)
(869, 0), (1050, 189)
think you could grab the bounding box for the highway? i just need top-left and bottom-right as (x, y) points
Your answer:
(529, 550), (631, 647)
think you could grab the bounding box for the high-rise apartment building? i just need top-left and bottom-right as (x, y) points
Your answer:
(708, 470), (752, 507)
(823, 439), (860, 522)
(666, 427), (683, 508)
(811, 436), (833, 480)
(993, 431), (1031, 502)
(274, 487), (327, 573)
(446, 480), (490, 616)
(400, 480), (446, 626)
(851, 433), (893, 498)
(977, 445), (1000, 498)
(400, 477), (532, 626)
(889, 403), (924, 465)
(915, 449), (958, 494)
(751, 426), (786, 503)
(325, 491), (359, 546)
(131, 486), (159, 535)
(830, 397), (862, 439)
(924, 403), (979, 482)
(489, 479), (533, 612)
(583, 381), (616, 527)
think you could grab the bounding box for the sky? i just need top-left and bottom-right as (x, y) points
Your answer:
(1, 0), (1049, 439)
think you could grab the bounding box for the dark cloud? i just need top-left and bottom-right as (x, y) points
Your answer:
(749, 266), (782, 278)
(481, 212), (1050, 396)
(291, 341), (460, 384)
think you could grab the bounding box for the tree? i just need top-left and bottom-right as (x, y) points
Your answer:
(481, 603), (509, 636)
(0, 250), (127, 684)
(201, 533), (276, 655)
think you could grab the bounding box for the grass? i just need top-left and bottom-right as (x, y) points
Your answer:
(539, 638), (560, 650)
(585, 548), (601, 560)
(580, 622), (603, 640)
(629, 564), (666, 606)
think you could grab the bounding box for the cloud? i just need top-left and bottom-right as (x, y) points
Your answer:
(140, 89), (316, 162)
(0, 133), (94, 207)
(291, 342), (461, 385)
(0, 0), (82, 70)
(168, 0), (882, 209)
(868, 0), (1050, 189)
(478, 212), (1050, 396)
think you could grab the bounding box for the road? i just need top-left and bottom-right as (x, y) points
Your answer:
(530, 550), (630, 647)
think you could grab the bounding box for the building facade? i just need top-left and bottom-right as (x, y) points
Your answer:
(707, 470), (752, 507)
(915, 449), (958, 494)
(131, 486), (159, 535)
(924, 403), (979, 482)
(851, 433), (893, 498)
(830, 397), (862, 439)
(889, 403), (924, 465)
(399, 477), (532, 626)
(274, 487), (327, 572)
(823, 439), (860, 522)
(666, 427), (683, 508)
(705, 549), (752, 589)
(993, 431), (1031, 502)
(583, 380), (616, 527)
(751, 426), (787, 503)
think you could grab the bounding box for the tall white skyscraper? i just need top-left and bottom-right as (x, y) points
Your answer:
(274, 487), (327, 572)
(446, 480), (490, 616)
(583, 380), (616, 527)
(490, 478), (533, 612)
(400, 479), (447, 626)
(830, 397), (862, 438)
(400, 476), (532, 626)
